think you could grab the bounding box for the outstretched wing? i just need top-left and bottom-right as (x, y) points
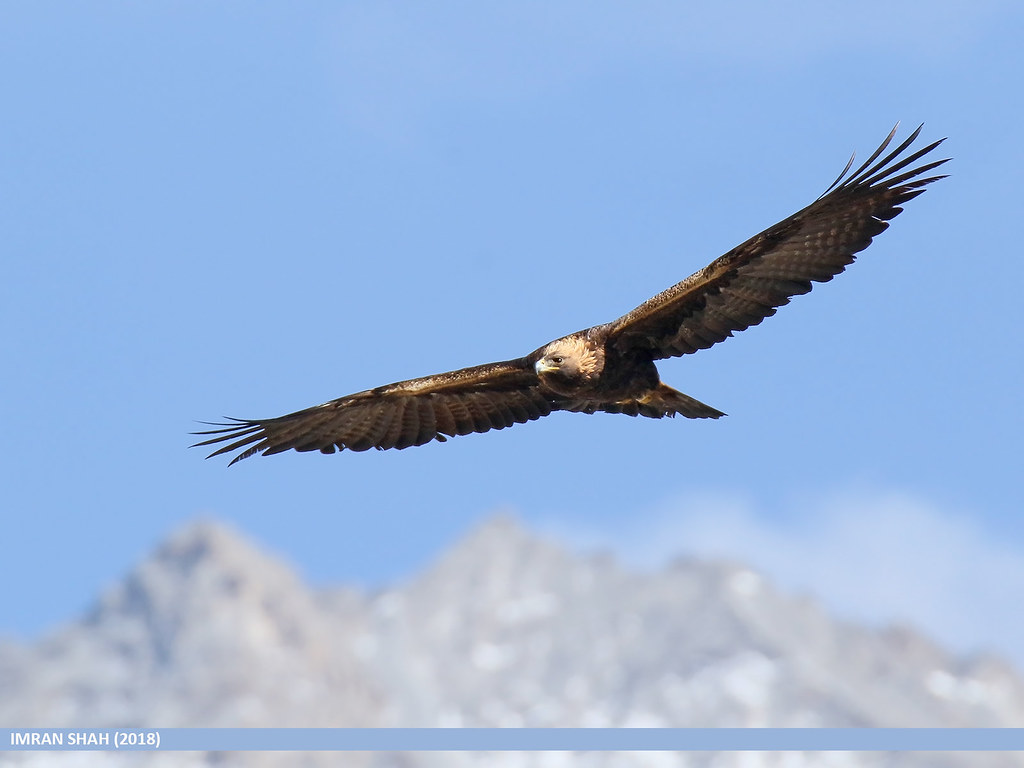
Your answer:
(193, 359), (557, 464)
(606, 125), (948, 359)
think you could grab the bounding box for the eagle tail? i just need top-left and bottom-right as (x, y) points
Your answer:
(639, 383), (726, 420)
(580, 384), (725, 419)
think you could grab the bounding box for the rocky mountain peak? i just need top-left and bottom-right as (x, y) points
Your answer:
(4, 514), (1024, 767)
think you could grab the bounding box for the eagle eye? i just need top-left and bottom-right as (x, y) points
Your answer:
(550, 355), (564, 365)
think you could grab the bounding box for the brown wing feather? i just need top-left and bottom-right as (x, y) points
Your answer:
(192, 359), (558, 464)
(607, 125), (949, 359)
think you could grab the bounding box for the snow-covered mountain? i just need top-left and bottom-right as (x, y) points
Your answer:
(3, 515), (1022, 767)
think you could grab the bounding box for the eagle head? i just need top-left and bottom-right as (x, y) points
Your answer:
(534, 334), (603, 394)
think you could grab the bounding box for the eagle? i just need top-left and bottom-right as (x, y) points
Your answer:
(195, 125), (947, 465)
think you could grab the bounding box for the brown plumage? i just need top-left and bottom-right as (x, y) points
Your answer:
(194, 125), (947, 465)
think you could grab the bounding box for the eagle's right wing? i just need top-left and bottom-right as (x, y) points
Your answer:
(193, 358), (556, 464)
(606, 125), (948, 359)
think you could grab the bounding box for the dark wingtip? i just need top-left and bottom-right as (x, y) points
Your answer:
(820, 123), (949, 200)
(190, 418), (266, 465)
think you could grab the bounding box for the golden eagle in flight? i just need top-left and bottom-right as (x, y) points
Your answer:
(195, 125), (947, 465)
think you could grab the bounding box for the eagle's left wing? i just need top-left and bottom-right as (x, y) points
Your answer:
(606, 125), (948, 359)
(193, 358), (556, 464)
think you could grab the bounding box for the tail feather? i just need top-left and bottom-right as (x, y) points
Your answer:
(572, 383), (725, 420)
(639, 383), (725, 419)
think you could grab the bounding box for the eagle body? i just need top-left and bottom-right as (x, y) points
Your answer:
(195, 125), (947, 464)
(530, 329), (717, 419)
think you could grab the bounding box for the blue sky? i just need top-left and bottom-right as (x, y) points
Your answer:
(2, 2), (1023, 664)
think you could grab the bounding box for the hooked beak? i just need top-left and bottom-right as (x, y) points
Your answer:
(534, 359), (557, 375)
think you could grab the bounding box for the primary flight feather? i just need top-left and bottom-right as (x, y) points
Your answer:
(195, 125), (947, 465)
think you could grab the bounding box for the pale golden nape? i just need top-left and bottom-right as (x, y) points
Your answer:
(535, 335), (605, 383)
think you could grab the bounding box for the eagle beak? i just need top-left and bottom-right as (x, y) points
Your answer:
(535, 359), (555, 375)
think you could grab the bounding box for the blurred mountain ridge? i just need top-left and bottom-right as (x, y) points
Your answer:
(3, 514), (1023, 767)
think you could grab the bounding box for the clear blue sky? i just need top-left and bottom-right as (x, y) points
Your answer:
(2, 2), (1022, 663)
